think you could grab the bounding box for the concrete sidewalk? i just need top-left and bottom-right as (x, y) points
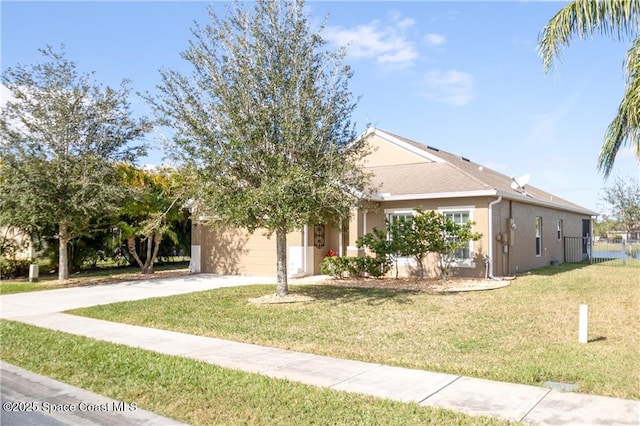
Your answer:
(1, 361), (185, 426)
(1, 274), (639, 425)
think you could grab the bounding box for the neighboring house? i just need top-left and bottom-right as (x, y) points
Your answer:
(0, 227), (35, 260)
(191, 128), (596, 278)
(605, 230), (640, 241)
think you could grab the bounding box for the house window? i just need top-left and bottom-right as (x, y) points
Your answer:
(389, 212), (413, 226)
(388, 212), (413, 243)
(384, 210), (415, 261)
(440, 208), (474, 260)
(557, 219), (563, 241)
(535, 217), (542, 256)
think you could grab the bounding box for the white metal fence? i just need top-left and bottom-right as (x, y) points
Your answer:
(590, 239), (640, 267)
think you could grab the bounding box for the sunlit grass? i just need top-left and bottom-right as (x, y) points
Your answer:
(0, 320), (509, 425)
(73, 264), (640, 399)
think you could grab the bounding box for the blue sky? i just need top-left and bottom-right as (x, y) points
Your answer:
(2, 1), (639, 214)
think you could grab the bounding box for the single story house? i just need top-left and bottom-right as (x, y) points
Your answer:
(190, 128), (596, 278)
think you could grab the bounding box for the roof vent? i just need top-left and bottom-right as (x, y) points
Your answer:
(427, 145), (440, 152)
(461, 157), (470, 162)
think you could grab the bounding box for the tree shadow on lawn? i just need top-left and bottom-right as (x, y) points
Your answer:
(295, 285), (422, 306)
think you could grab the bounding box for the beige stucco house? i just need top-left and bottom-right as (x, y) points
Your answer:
(191, 128), (596, 278)
(0, 227), (36, 260)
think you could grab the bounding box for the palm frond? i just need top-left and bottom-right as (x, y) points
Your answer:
(599, 34), (640, 177)
(539, 0), (640, 72)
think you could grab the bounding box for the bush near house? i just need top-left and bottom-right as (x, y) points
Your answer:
(0, 234), (31, 278)
(320, 256), (391, 279)
(356, 208), (482, 279)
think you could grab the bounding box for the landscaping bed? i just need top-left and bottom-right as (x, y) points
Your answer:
(319, 276), (513, 293)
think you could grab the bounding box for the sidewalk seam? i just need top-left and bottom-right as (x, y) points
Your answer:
(519, 387), (552, 423)
(327, 363), (384, 388)
(417, 375), (462, 404)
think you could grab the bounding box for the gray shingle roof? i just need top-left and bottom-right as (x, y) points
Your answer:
(366, 129), (595, 215)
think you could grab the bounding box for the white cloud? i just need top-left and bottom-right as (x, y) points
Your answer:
(615, 147), (637, 160)
(324, 12), (419, 66)
(397, 17), (415, 30)
(424, 33), (446, 46)
(0, 83), (16, 108)
(0, 83), (29, 138)
(388, 10), (415, 29)
(422, 69), (474, 106)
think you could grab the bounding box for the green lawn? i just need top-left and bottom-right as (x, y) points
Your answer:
(0, 320), (509, 426)
(72, 264), (640, 400)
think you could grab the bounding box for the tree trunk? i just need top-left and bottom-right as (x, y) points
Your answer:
(394, 256), (399, 279)
(145, 232), (153, 268)
(143, 233), (162, 274)
(58, 223), (69, 282)
(418, 256), (425, 280)
(127, 237), (146, 271)
(275, 227), (288, 297)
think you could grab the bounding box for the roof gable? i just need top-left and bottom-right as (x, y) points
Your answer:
(359, 128), (445, 167)
(365, 128), (596, 215)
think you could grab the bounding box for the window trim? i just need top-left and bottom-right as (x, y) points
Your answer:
(557, 219), (563, 241)
(384, 208), (415, 216)
(437, 206), (476, 268)
(535, 216), (542, 257)
(384, 209), (416, 264)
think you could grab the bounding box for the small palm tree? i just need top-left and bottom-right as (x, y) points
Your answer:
(538, 0), (640, 177)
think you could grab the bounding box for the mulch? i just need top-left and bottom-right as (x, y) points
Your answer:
(316, 276), (513, 293)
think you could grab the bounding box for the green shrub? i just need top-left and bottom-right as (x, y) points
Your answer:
(320, 256), (390, 279)
(320, 256), (347, 278)
(0, 258), (31, 279)
(363, 256), (392, 278)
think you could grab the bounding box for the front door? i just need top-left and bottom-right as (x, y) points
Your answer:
(582, 219), (591, 258)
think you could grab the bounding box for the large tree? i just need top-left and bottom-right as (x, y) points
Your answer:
(0, 47), (151, 281)
(600, 177), (640, 239)
(149, 0), (370, 296)
(538, 0), (640, 177)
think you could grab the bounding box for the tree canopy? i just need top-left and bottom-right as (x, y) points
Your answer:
(116, 164), (189, 274)
(599, 177), (640, 239)
(149, 0), (371, 295)
(538, 0), (640, 177)
(0, 46), (151, 281)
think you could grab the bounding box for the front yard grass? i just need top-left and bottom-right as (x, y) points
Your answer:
(72, 264), (640, 400)
(0, 320), (508, 425)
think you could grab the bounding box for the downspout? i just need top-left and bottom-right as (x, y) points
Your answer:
(338, 221), (343, 257)
(303, 224), (308, 275)
(487, 196), (503, 280)
(363, 211), (367, 248)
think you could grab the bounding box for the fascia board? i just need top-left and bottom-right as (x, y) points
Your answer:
(495, 190), (598, 216)
(369, 189), (597, 216)
(373, 190), (498, 201)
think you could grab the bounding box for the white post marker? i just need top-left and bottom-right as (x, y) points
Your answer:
(29, 264), (39, 283)
(578, 304), (588, 344)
